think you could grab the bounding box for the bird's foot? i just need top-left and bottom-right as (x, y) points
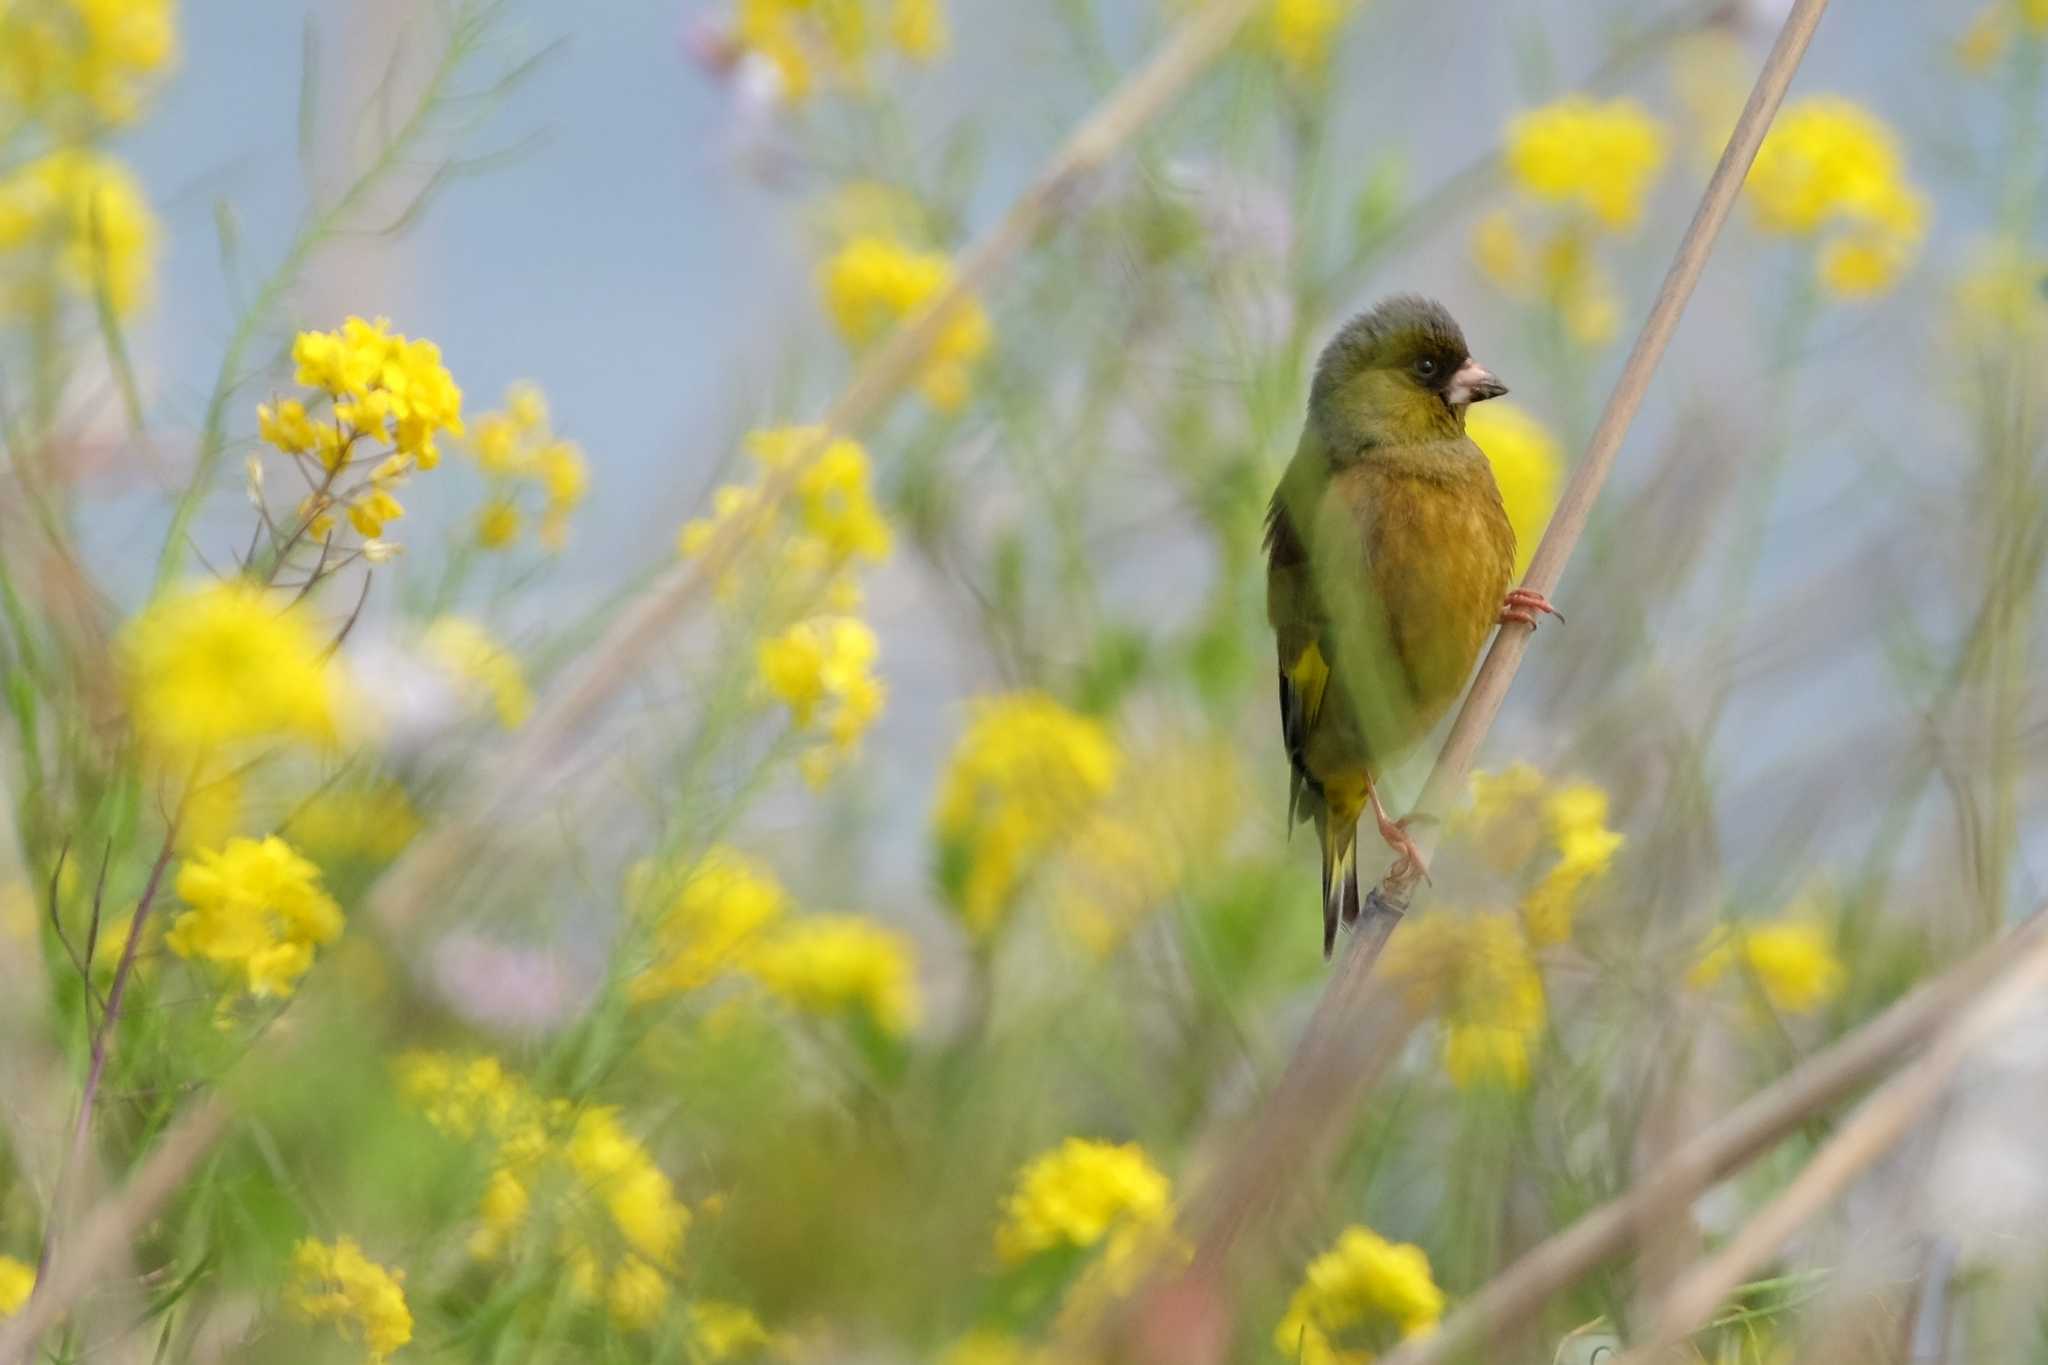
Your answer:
(1375, 808), (1431, 891)
(1500, 587), (1562, 629)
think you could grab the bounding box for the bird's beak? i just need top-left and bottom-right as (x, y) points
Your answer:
(1447, 358), (1507, 405)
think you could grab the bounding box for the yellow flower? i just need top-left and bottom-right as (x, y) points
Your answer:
(0, 148), (157, 313)
(1745, 98), (1925, 299)
(1690, 917), (1845, 1016)
(994, 1137), (1172, 1265)
(281, 783), (420, 866)
(565, 1107), (692, 1268)
(757, 615), (885, 784)
(458, 384), (587, 552)
(167, 836), (344, 999)
(286, 1238), (412, 1362)
(1957, 5), (2011, 72)
(688, 1300), (777, 1360)
(1470, 213), (1623, 346)
(1274, 1225), (1444, 1364)
(1464, 403), (1561, 577)
(605, 1257), (670, 1331)
(746, 913), (921, 1037)
(0, 0), (176, 126)
(1383, 912), (1546, 1089)
(933, 692), (1122, 936)
(747, 427), (894, 563)
(1519, 781), (1624, 945)
(1266, 0), (1356, 79)
(1505, 97), (1667, 231)
(0, 1255), (34, 1317)
(291, 317), (464, 462)
(393, 1051), (547, 1145)
(889, 0), (947, 60)
(423, 617), (532, 729)
(732, 0), (938, 100)
(120, 580), (344, 764)
(629, 846), (791, 1002)
(819, 233), (990, 410)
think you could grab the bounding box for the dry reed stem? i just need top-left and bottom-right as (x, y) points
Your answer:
(1609, 924), (2048, 1364)
(1377, 908), (2048, 1365)
(367, 0), (1267, 939)
(2, 5), (1270, 1343)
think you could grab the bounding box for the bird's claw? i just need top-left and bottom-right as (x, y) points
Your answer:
(1375, 809), (1432, 891)
(1500, 587), (1562, 629)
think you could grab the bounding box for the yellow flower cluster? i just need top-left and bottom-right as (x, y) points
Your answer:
(1458, 764), (1625, 946)
(1264, 0), (1357, 80)
(757, 615), (885, 787)
(120, 579), (345, 766)
(1689, 910), (1845, 1016)
(994, 1138), (1173, 1267)
(281, 782), (422, 867)
(1476, 96), (1667, 346)
(1744, 98), (1926, 300)
(819, 234), (991, 411)
(394, 1052), (691, 1332)
(462, 383), (589, 552)
(686, 1300), (779, 1360)
(933, 692), (1123, 937)
(1462, 405), (1562, 579)
(285, 1237), (413, 1363)
(628, 845), (791, 1002)
(260, 317), (466, 547)
(1383, 911), (1547, 1090)
(1956, 0), (2048, 75)
(732, 0), (946, 103)
(0, 1255), (34, 1316)
(0, 0), (176, 128)
(0, 148), (157, 314)
(1274, 1225), (1445, 1365)
(747, 912), (921, 1038)
(423, 617), (533, 730)
(167, 836), (344, 1000)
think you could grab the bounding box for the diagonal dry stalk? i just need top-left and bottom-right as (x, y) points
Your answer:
(1376, 909), (2048, 1365)
(0, 6), (1269, 1350)
(1608, 920), (2048, 1364)
(364, 0), (1268, 942)
(1153, 0), (1838, 1294)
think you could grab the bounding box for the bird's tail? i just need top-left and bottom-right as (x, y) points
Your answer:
(1315, 777), (1370, 959)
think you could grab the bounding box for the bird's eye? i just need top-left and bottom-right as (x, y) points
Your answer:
(1414, 357), (1439, 379)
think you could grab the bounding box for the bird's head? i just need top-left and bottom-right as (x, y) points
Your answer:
(1309, 295), (1507, 454)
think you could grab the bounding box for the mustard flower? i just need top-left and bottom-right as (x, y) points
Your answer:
(120, 579), (344, 765)
(423, 617), (532, 730)
(1453, 765), (1623, 946)
(565, 1107), (692, 1269)
(459, 383), (589, 552)
(0, 1256), (33, 1316)
(756, 615), (886, 785)
(1463, 403), (1562, 578)
(0, 0), (176, 126)
(1504, 96), (1667, 231)
(746, 426), (894, 563)
(167, 836), (344, 999)
(687, 1300), (777, 1360)
(0, 148), (157, 313)
(1745, 97), (1926, 299)
(1690, 916), (1845, 1016)
(1383, 911), (1546, 1090)
(819, 233), (991, 410)
(285, 1238), (413, 1363)
(1265, 0), (1357, 79)
(933, 692), (1122, 937)
(1274, 1225), (1444, 1364)
(745, 913), (921, 1037)
(628, 846), (791, 1002)
(281, 783), (422, 866)
(731, 0), (944, 103)
(994, 1137), (1173, 1266)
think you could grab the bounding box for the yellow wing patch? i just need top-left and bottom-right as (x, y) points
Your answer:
(1287, 642), (1331, 729)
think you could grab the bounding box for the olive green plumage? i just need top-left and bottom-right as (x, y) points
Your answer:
(1265, 296), (1516, 956)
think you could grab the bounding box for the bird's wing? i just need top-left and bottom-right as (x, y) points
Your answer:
(1265, 470), (1332, 831)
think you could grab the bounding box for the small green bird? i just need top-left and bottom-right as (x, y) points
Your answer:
(1266, 296), (1553, 956)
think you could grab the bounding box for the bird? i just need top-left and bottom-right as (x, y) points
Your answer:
(1265, 296), (1555, 957)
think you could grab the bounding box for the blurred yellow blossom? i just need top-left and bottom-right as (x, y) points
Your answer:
(746, 913), (921, 1037)
(820, 233), (990, 410)
(732, 0), (944, 102)
(1454, 765), (1623, 946)
(1956, 1), (2048, 72)
(746, 427), (893, 563)
(0, 0), (176, 126)
(459, 383), (589, 552)
(424, 617), (532, 729)
(628, 845), (790, 1002)
(934, 692), (1122, 937)
(941, 1331), (1036, 1365)
(0, 1256), (33, 1316)
(0, 148), (156, 313)
(1504, 96), (1667, 231)
(285, 1238), (412, 1363)
(1384, 911), (1546, 1089)
(686, 1300), (778, 1359)
(282, 783), (421, 867)
(1265, 0), (1356, 79)
(120, 580), (343, 765)
(889, 0), (946, 60)
(994, 1137), (1172, 1266)
(167, 836), (344, 999)
(1274, 1225), (1444, 1365)
(1464, 403), (1562, 576)
(1690, 915), (1845, 1016)
(1745, 98), (1925, 299)
(1950, 238), (2048, 345)
(757, 615), (885, 785)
